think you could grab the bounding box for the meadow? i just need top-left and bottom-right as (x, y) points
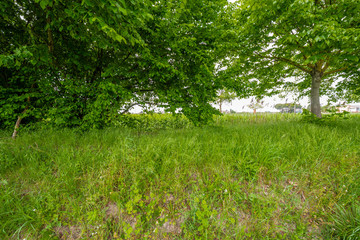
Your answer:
(1, 113), (360, 239)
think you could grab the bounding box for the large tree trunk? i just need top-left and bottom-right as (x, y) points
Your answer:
(310, 70), (322, 118)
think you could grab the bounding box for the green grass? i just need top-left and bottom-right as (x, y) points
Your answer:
(1, 114), (360, 239)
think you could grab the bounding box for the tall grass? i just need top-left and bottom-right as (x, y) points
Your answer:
(0, 113), (359, 239)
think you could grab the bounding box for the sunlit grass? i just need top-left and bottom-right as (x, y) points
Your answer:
(1, 113), (360, 239)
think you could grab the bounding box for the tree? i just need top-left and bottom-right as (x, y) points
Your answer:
(275, 103), (302, 113)
(215, 88), (237, 112)
(248, 97), (263, 114)
(224, 0), (360, 118)
(0, 0), (229, 135)
(0, 0), (154, 134)
(334, 66), (360, 102)
(135, 0), (228, 124)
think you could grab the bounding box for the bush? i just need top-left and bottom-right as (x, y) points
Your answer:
(114, 114), (193, 131)
(301, 109), (350, 125)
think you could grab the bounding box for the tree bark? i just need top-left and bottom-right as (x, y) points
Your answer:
(310, 70), (322, 118)
(46, 7), (54, 54)
(12, 96), (30, 139)
(12, 106), (28, 140)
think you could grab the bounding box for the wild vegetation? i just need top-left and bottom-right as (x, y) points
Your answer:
(1, 114), (360, 239)
(1, 0), (360, 239)
(2, 0), (359, 133)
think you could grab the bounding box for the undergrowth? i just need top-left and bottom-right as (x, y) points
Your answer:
(1, 113), (360, 239)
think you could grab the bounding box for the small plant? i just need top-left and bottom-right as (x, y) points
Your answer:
(183, 197), (218, 238)
(301, 108), (349, 124)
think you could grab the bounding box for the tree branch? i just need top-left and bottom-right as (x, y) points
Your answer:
(119, 103), (139, 114)
(254, 53), (312, 73)
(133, 89), (155, 93)
(46, 7), (54, 54)
(12, 93), (31, 140)
(322, 61), (330, 73)
(323, 67), (347, 76)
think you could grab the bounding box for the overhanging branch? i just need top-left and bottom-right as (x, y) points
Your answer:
(323, 67), (347, 76)
(254, 53), (312, 74)
(119, 103), (139, 115)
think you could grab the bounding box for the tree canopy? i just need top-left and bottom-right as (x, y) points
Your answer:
(222, 0), (360, 117)
(0, 0), (228, 131)
(1, 0), (359, 133)
(214, 88), (237, 112)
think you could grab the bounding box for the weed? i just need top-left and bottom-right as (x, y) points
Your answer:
(0, 113), (359, 239)
(323, 203), (360, 239)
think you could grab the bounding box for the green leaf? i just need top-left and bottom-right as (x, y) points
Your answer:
(40, 0), (48, 10)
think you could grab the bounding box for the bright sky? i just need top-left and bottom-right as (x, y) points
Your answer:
(218, 95), (325, 113)
(130, 93), (325, 114)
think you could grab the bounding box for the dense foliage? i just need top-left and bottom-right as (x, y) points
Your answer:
(0, 0), (227, 130)
(1, 0), (359, 131)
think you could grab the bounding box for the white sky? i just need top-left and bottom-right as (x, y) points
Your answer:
(130, 94), (328, 114)
(217, 95), (324, 113)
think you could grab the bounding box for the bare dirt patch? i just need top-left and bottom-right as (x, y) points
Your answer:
(54, 226), (82, 240)
(105, 202), (119, 220)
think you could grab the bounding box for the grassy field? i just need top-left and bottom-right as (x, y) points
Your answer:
(1, 113), (360, 239)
